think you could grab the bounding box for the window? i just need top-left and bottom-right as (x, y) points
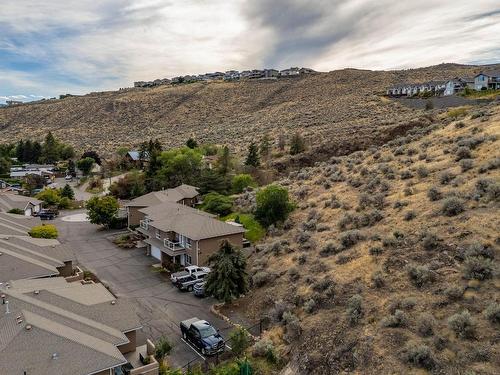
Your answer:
(185, 255), (192, 265)
(155, 229), (160, 239)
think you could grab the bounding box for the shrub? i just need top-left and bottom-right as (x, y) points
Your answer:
(381, 309), (407, 328)
(400, 170), (413, 180)
(304, 299), (316, 313)
(231, 174), (257, 194)
(371, 270), (385, 288)
(446, 107), (468, 119)
(421, 232), (440, 251)
(417, 313), (435, 337)
(155, 336), (173, 361)
(427, 186), (442, 201)
(36, 188), (61, 206)
(346, 294), (363, 326)
(369, 246), (383, 256)
(319, 242), (339, 257)
(255, 185), (293, 227)
(252, 338), (277, 363)
(228, 327), (251, 356)
(483, 302), (500, 324)
(202, 192), (233, 216)
(441, 197), (465, 216)
(444, 285), (463, 300)
(29, 224), (58, 239)
(339, 230), (363, 248)
(7, 208), (24, 215)
(404, 210), (416, 221)
(463, 256), (495, 280)
(439, 171), (455, 185)
(466, 241), (495, 259)
(459, 158), (474, 172)
(448, 310), (476, 339)
(252, 271), (273, 288)
(407, 265), (434, 287)
(455, 146), (472, 161)
(282, 312), (301, 343)
(402, 342), (435, 370)
(416, 165), (429, 178)
(288, 267), (300, 281)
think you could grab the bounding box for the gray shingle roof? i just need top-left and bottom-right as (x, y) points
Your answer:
(0, 236), (75, 283)
(0, 278), (141, 375)
(126, 184), (199, 207)
(140, 202), (245, 240)
(0, 212), (41, 236)
(0, 193), (42, 212)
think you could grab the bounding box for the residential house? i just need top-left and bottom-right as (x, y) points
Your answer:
(125, 184), (200, 227)
(444, 77), (473, 96)
(10, 164), (55, 180)
(0, 277), (158, 375)
(474, 71), (500, 91)
(239, 70), (253, 79)
(299, 67), (315, 74)
(137, 202), (245, 266)
(125, 151), (150, 167)
(280, 67), (300, 76)
(248, 69), (265, 79)
(263, 69), (280, 78)
(6, 100), (23, 106)
(223, 70), (240, 80)
(0, 235), (79, 283)
(0, 193), (43, 216)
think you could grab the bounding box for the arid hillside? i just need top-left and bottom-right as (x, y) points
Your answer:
(0, 63), (497, 156)
(233, 102), (500, 374)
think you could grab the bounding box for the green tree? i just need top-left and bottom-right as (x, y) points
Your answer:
(59, 144), (75, 160)
(231, 174), (257, 194)
(155, 336), (173, 362)
(85, 196), (119, 227)
(255, 185), (293, 227)
(109, 171), (145, 199)
(0, 157), (11, 175)
(77, 157), (95, 176)
(60, 184), (75, 200)
(202, 192), (233, 216)
(82, 150), (101, 165)
(186, 137), (198, 149)
(156, 147), (202, 188)
(42, 132), (60, 163)
(289, 133), (306, 155)
(228, 327), (251, 356)
(16, 139), (25, 162)
(29, 224), (58, 239)
(32, 141), (42, 162)
(36, 189), (61, 206)
(245, 142), (260, 168)
(23, 174), (45, 195)
(22, 140), (34, 162)
(217, 145), (231, 175)
(205, 240), (248, 302)
(198, 168), (228, 194)
(259, 134), (271, 159)
(67, 159), (76, 176)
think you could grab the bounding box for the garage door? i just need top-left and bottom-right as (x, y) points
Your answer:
(151, 246), (162, 261)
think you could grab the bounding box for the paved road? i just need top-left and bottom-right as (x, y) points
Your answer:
(55, 210), (233, 368)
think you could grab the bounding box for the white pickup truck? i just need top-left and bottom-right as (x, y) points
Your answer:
(170, 265), (210, 283)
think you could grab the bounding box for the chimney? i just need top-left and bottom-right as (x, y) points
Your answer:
(5, 300), (10, 314)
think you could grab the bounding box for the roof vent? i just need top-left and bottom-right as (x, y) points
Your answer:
(34, 290), (40, 295)
(0, 252), (3, 256)
(25, 324), (32, 331)
(16, 318), (23, 324)
(110, 300), (116, 305)
(51, 353), (59, 360)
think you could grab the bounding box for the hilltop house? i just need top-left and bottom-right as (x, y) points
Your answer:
(137, 202), (245, 266)
(444, 77), (474, 96)
(125, 184), (200, 227)
(264, 69), (280, 78)
(124, 151), (149, 167)
(0, 193), (43, 216)
(280, 67), (300, 76)
(10, 164), (55, 180)
(474, 71), (500, 91)
(0, 277), (158, 375)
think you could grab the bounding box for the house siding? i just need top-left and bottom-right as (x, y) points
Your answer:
(57, 260), (73, 277)
(128, 206), (147, 227)
(118, 330), (137, 354)
(197, 233), (244, 265)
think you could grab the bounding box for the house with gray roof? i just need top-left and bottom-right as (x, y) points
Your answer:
(137, 201), (245, 266)
(125, 184), (200, 227)
(0, 278), (157, 375)
(474, 70), (500, 91)
(0, 193), (43, 216)
(0, 212), (42, 236)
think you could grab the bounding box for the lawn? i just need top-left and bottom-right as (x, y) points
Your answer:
(222, 213), (266, 242)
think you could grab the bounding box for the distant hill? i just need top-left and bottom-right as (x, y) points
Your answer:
(0, 63), (498, 156)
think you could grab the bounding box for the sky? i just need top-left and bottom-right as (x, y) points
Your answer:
(1, 0), (499, 103)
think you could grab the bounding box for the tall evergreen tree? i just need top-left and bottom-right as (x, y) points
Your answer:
(245, 142), (260, 168)
(60, 184), (75, 200)
(32, 141), (42, 163)
(198, 167), (228, 194)
(217, 145), (231, 175)
(16, 140), (25, 162)
(204, 240), (248, 302)
(42, 132), (59, 163)
(22, 140), (34, 163)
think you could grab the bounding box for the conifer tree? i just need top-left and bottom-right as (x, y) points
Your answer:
(290, 132), (306, 155)
(259, 134), (271, 158)
(245, 142), (260, 167)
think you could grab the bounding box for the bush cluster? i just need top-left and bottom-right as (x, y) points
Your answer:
(447, 310), (476, 339)
(407, 264), (435, 287)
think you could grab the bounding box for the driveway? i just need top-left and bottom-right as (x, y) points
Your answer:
(55, 210), (233, 368)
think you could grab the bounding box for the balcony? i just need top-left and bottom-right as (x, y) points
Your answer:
(164, 239), (185, 251)
(139, 220), (148, 230)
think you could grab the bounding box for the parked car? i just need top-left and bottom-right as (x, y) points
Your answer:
(176, 271), (207, 291)
(65, 175), (73, 181)
(180, 318), (224, 356)
(36, 209), (57, 220)
(170, 265), (210, 283)
(193, 281), (206, 297)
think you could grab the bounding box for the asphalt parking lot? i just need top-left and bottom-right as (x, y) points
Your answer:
(55, 210), (233, 368)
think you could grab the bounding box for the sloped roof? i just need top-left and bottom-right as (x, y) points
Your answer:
(0, 278), (141, 375)
(126, 150), (149, 161)
(139, 202), (245, 240)
(126, 184), (199, 207)
(0, 193), (42, 212)
(0, 236), (75, 283)
(475, 70), (500, 78)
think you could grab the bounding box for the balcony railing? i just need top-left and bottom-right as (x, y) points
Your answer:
(164, 239), (185, 251)
(139, 220), (149, 230)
